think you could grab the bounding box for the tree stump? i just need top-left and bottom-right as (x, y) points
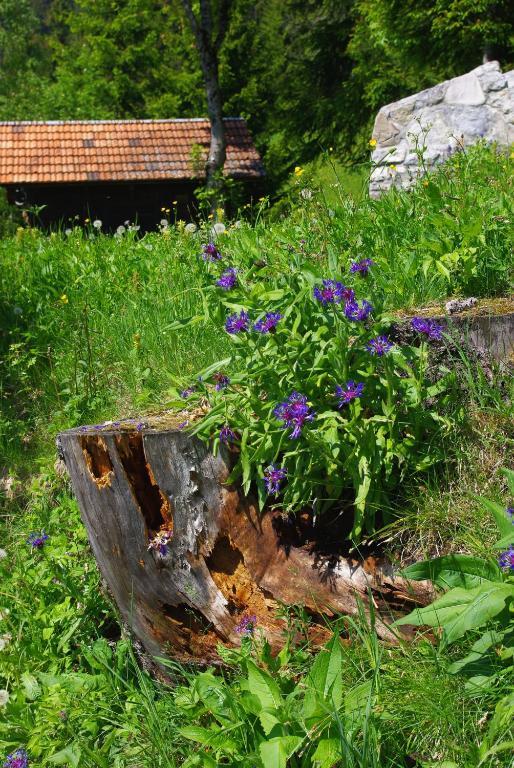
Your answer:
(59, 416), (433, 666)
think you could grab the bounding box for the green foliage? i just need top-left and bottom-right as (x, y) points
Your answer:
(396, 469), (514, 692)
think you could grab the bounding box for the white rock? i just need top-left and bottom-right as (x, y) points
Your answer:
(445, 73), (485, 106)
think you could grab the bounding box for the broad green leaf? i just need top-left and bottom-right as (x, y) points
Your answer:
(345, 679), (373, 716)
(493, 530), (514, 549)
(473, 494), (513, 538)
(395, 583), (514, 644)
(303, 634), (343, 723)
(259, 735), (303, 768)
(401, 555), (501, 590)
(312, 737), (341, 768)
(501, 467), (514, 496)
(47, 745), (82, 767)
(21, 672), (41, 700)
(246, 660), (283, 711)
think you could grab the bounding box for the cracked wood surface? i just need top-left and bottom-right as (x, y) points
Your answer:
(59, 425), (433, 665)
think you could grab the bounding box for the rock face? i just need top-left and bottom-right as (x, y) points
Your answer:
(369, 62), (514, 197)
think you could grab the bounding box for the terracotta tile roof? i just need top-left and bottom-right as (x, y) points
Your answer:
(0, 118), (264, 184)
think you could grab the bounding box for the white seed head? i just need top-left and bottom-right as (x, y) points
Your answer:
(0, 690), (9, 707)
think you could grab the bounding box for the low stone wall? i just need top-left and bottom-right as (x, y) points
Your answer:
(369, 61), (514, 197)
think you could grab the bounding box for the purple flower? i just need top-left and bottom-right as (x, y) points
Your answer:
(335, 381), (365, 407)
(254, 312), (283, 333)
(225, 311), (249, 334)
(274, 392), (315, 439)
(313, 280), (347, 305)
(366, 335), (393, 356)
(180, 386), (196, 399)
(344, 299), (373, 321)
(498, 545), (514, 571)
(507, 506), (514, 521)
(177, 420), (189, 430)
(264, 465), (287, 495)
(235, 614), (257, 636)
(201, 242), (222, 261)
(350, 258), (374, 275)
(136, 422), (145, 432)
(216, 268), (237, 290)
(213, 372), (230, 390)
(148, 529), (173, 556)
(27, 532), (49, 549)
(3, 750), (29, 768)
(411, 317), (444, 340)
(219, 425), (236, 444)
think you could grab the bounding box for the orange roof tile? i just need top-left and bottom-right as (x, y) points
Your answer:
(0, 118), (264, 184)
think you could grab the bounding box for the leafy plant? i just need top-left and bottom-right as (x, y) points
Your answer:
(396, 468), (514, 691)
(174, 251), (457, 539)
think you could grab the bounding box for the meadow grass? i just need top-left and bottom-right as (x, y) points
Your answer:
(0, 145), (513, 766)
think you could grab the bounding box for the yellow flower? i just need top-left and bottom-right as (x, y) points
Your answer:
(389, 164), (397, 172)
(60, 294), (68, 304)
(259, 196), (266, 202)
(208, 213), (214, 219)
(510, 150), (514, 159)
(172, 200), (178, 205)
(84, 218), (90, 223)
(133, 332), (141, 349)
(369, 138), (377, 148)
(294, 166), (304, 177)
(216, 207), (224, 220)
(423, 180), (429, 188)
(329, 146), (333, 152)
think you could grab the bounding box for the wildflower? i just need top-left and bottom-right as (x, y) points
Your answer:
(225, 311), (249, 334)
(344, 299), (373, 321)
(366, 335), (393, 356)
(201, 242), (222, 261)
(180, 386), (196, 399)
(92, 219), (102, 229)
(335, 381), (365, 407)
(300, 187), (313, 200)
(294, 166), (304, 177)
(263, 465), (287, 496)
(135, 422), (145, 432)
(59, 294), (68, 304)
(3, 749), (28, 768)
(274, 392), (315, 439)
(184, 222), (197, 234)
(498, 545), (514, 571)
(254, 312), (283, 333)
(0, 549), (6, 560)
(313, 280), (349, 305)
(507, 506), (514, 521)
(27, 532), (49, 549)
(411, 317), (444, 341)
(177, 420), (189, 430)
(0, 690), (9, 707)
(116, 225), (126, 235)
(219, 425), (236, 444)
(369, 138), (377, 148)
(148, 529), (173, 556)
(159, 219), (169, 228)
(389, 164), (397, 172)
(211, 222), (226, 236)
(213, 372), (230, 391)
(423, 180), (429, 188)
(350, 258), (374, 275)
(235, 614), (257, 636)
(216, 268), (237, 290)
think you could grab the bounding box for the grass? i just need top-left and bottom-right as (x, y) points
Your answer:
(0, 144), (513, 766)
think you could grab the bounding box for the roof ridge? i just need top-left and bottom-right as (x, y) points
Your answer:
(0, 117), (245, 126)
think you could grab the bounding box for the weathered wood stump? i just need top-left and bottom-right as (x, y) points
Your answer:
(59, 417), (433, 665)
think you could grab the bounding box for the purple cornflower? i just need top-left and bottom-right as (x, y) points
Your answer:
(148, 529), (173, 556)
(411, 317), (444, 341)
(216, 268), (237, 290)
(136, 422), (145, 432)
(235, 614), (257, 636)
(3, 750), (29, 768)
(350, 258), (374, 275)
(344, 299), (373, 321)
(335, 381), (365, 407)
(274, 392), (315, 439)
(27, 531), (48, 549)
(177, 420), (189, 430)
(219, 425), (236, 444)
(366, 335), (393, 356)
(180, 386), (196, 399)
(254, 312), (283, 333)
(264, 465), (288, 496)
(313, 280), (346, 305)
(507, 506), (514, 521)
(225, 311), (249, 334)
(213, 372), (230, 390)
(201, 242), (222, 261)
(498, 545), (514, 571)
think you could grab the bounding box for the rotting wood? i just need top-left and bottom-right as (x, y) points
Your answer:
(59, 422), (434, 666)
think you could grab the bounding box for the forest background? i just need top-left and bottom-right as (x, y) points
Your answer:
(1, 0), (514, 192)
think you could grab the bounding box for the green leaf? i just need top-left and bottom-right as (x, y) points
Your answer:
(473, 494), (513, 538)
(259, 736), (303, 768)
(47, 745), (82, 767)
(163, 314), (205, 331)
(21, 672), (41, 701)
(312, 737), (341, 768)
(246, 660), (283, 711)
(395, 583), (514, 644)
(401, 555), (502, 589)
(303, 634), (343, 723)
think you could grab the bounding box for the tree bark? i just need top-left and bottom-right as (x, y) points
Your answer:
(180, 0), (229, 199)
(58, 420), (433, 667)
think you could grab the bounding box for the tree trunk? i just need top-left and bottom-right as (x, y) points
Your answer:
(180, 0), (228, 200)
(59, 420), (433, 667)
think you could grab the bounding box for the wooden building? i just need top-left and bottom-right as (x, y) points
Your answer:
(0, 119), (264, 231)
